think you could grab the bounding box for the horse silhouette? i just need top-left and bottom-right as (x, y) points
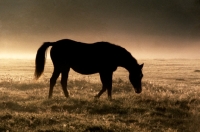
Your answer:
(34, 39), (144, 99)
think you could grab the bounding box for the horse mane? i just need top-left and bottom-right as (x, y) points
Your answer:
(113, 43), (139, 66)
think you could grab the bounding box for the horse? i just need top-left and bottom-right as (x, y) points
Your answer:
(34, 39), (144, 99)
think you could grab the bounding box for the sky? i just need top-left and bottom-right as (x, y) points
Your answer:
(0, 0), (200, 59)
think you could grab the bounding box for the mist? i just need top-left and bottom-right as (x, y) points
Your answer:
(0, 0), (200, 59)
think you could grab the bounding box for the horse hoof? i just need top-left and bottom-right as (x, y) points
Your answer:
(108, 98), (112, 101)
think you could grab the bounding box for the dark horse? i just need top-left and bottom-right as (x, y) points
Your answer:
(34, 39), (144, 99)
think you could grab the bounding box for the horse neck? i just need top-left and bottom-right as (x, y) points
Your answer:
(119, 56), (138, 73)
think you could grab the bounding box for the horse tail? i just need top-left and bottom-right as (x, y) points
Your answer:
(34, 42), (52, 80)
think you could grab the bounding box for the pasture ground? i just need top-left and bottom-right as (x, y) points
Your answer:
(0, 59), (200, 132)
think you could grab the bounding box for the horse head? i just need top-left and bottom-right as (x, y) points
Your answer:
(129, 63), (144, 93)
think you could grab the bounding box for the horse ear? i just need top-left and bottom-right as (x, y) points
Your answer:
(140, 63), (144, 69)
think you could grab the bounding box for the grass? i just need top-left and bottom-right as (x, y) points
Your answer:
(0, 79), (200, 132)
(0, 59), (200, 131)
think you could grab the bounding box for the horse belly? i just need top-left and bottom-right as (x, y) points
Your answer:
(71, 64), (99, 75)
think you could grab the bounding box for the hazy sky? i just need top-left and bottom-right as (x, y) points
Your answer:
(0, 0), (200, 59)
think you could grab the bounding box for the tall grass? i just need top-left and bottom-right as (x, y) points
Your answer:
(0, 78), (200, 132)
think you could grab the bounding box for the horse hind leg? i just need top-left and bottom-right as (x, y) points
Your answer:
(60, 67), (70, 98)
(49, 68), (60, 99)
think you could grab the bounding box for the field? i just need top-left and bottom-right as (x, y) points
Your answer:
(0, 59), (200, 132)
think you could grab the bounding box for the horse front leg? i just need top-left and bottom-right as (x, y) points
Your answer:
(95, 72), (113, 100)
(107, 86), (112, 100)
(94, 87), (107, 98)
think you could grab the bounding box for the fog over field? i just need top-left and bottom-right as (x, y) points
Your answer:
(0, 0), (200, 59)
